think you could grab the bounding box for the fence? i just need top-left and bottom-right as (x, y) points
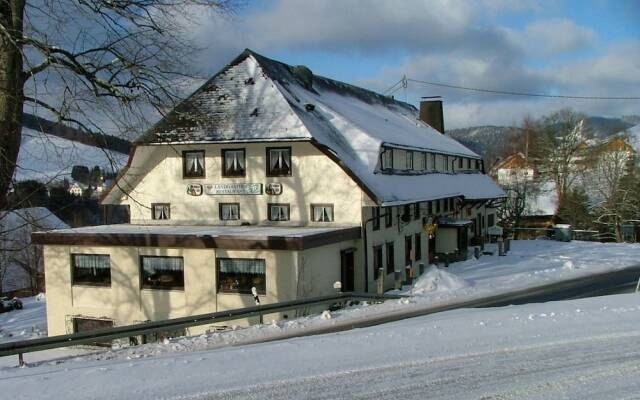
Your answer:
(0, 292), (401, 365)
(507, 227), (615, 242)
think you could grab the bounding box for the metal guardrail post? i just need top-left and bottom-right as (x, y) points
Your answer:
(394, 268), (402, 290)
(377, 268), (385, 295)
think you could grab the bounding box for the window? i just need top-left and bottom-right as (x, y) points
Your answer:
(430, 153), (436, 170)
(444, 156), (449, 172)
(386, 242), (395, 274)
(403, 204), (411, 221)
(152, 203), (170, 220)
(475, 159), (480, 170)
(141, 256), (184, 290)
(268, 203), (290, 221)
(420, 152), (428, 170)
(381, 148), (393, 170)
(449, 198), (455, 212)
(458, 157), (463, 169)
(372, 207), (381, 231)
(488, 213), (495, 227)
(182, 150), (205, 178)
(73, 318), (114, 345)
(267, 147), (291, 176)
(414, 203), (420, 220)
(427, 201), (433, 215)
(72, 254), (111, 286)
(415, 233), (422, 261)
(467, 158), (471, 169)
(435, 199), (441, 213)
(385, 207), (393, 227)
(219, 203), (240, 221)
(373, 245), (383, 280)
(312, 204), (334, 222)
(217, 258), (266, 295)
(406, 151), (413, 170)
(405, 235), (412, 265)
(222, 149), (245, 177)
(444, 198), (449, 212)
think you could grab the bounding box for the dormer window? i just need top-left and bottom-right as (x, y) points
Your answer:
(381, 147), (393, 170)
(406, 151), (413, 170)
(267, 147), (291, 176)
(183, 150), (205, 178)
(420, 152), (427, 170)
(430, 153), (436, 170)
(222, 149), (245, 177)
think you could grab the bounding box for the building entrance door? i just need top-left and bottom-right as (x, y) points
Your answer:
(428, 234), (436, 263)
(340, 249), (355, 292)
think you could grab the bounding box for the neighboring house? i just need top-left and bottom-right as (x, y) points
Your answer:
(491, 153), (535, 185)
(68, 182), (87, 196)
(34, 50), (505, 337)
(0, 207), (68, 296)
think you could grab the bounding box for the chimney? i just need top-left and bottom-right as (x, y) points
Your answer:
(419, 97), (444, 133)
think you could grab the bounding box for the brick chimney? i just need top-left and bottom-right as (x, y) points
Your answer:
(419, 97), (444, 133)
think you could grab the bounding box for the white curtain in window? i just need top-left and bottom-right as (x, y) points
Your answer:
(314, 206), (333, 222)
(74, 255), (110, 269)
(142, 257), (183, 273)
(219, 258), (265, 274)
(225, 151), (245, 171)
(154, 205), (169, 219)
(186, 152), (203, 174)
(271, 205), (288, 220)
(222, 204), (239, 220)
(270, 149), (290, 170)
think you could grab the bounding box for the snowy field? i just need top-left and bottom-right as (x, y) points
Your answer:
(0, 295), (47, 343)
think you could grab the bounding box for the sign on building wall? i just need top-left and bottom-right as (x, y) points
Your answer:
(186, 184), (203, 196)
(265, 183), (283, 195)
(204, 183), (263, 195)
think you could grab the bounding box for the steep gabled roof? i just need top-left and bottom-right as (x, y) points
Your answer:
(130, 49), (504, 205)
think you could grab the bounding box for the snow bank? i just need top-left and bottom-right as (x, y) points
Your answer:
(410, 266), (472, 295)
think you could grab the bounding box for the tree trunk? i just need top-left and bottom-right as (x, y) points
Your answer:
(0, 0), (25, 210)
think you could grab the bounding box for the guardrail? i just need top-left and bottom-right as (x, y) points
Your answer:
(506, 227), (616, 242)
(0, 292), (402, 364)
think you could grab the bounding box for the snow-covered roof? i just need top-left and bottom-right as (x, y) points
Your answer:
(131, 49), (504, 204)
(41, 224), (357, 238)
(0, 207), (68, 234)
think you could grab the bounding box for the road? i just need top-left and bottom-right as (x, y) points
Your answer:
(202, 334), (640, 400)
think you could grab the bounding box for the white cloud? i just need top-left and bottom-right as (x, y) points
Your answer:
(504, 18), (598, 55)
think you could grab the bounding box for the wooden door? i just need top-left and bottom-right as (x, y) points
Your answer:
(341, 249), (355, 292)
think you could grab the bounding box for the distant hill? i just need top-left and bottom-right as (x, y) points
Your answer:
(447, 115), (639, 164)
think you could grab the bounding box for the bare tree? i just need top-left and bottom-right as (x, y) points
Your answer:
(533, 109), (592, 204)
(0, 0), (237, 210)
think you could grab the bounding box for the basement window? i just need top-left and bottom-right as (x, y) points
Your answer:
(182, 150), (205, 178)
(140, 256), (184, 290)
(222, 149), (246, 177)
(217, 258), (266, 295)
(72, 254), (111, 286)
(312, 204), (334, 222)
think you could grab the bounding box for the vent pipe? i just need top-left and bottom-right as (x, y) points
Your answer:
(419, 97), (444, 134)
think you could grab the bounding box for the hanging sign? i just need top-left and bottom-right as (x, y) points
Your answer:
(204, 183), (262, 195)
(265, 183), (283, 195)
(186, 184), (203, 196)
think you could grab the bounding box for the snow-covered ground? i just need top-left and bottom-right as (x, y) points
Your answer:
(2, 293), (640, 399)
(15, 128), (127, 182)
(0, 295), (47, 343)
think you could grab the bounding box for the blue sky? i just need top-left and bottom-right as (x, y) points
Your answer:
(189, 0), (639, 128)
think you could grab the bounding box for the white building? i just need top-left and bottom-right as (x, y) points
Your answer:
(34, 50), (505, 337)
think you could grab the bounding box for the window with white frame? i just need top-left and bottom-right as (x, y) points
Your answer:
(430, 153), (436, 170)
(381, 147), (393, 170)
(217, 258), (266, 294)
(268, 203), (290, 221)
(152, 203), (170, 220)
(222, 149), (245, 177)
(420, 152), (427, 170)
(183, 150), (205, 178)
(219, 203), (240, 220)
(312, 204), (334, 222)
(267, 147), (291, 176)
(406, 151), (413, 170)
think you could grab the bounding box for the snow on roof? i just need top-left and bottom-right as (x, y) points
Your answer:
(133, 49), (504, 204)
(43, 224), (358, 238)
(16, 128), (128, 182)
